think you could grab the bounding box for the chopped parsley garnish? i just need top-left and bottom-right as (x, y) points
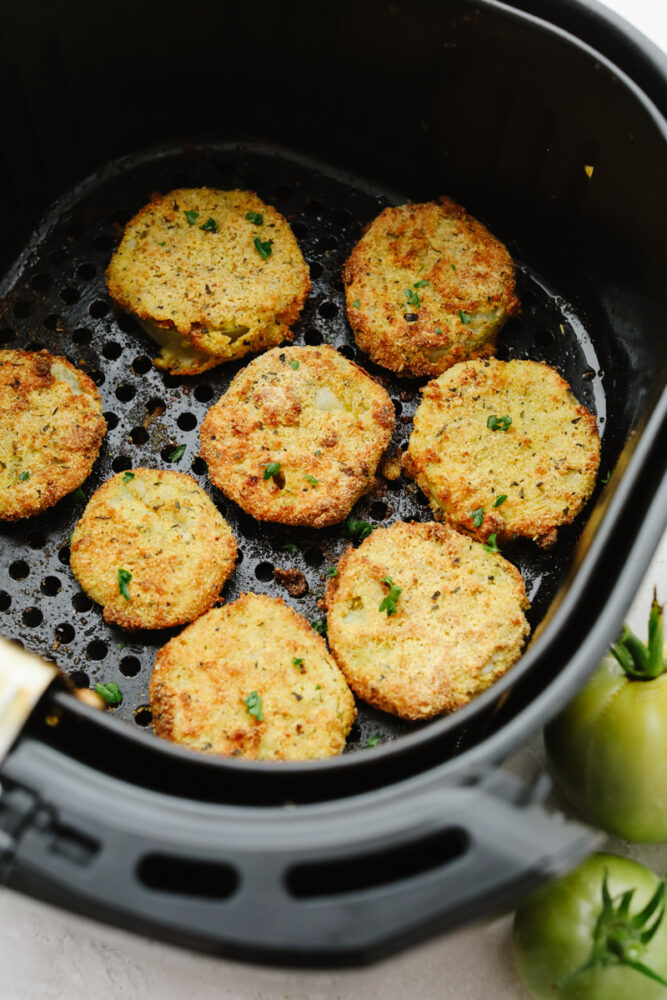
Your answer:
(314, 449), (322, 456)
(245, 211), (264, 225)
(72, 487), (86, 503)
(168, 444), (186, 462)
(450, 263), (456, 271)
(288, 359), (300, 370)
(254, 236), (273, 260)
(327, 566), (338, 578)
(184, 210), (199, 225)
(244, 690), (263, 721)
(346, 516), (373, 541)
(312, 619), (326, 636)
(305, 475), (319, 486)
(379, 575), (402, 617)
(413, 279), (430, 288)
(471, 507), (485, 528)
(315, 684), (321, 690)
(404, 288), (420, 308)
(482, 533), (500, 554)
(493, 494), (508, 508)
(117, 568), (132, 600)
(95, 682), (123, 706)
(435, 326), (442, 334)
(200, 217), (218, 233)
(458, 309), (473, 325)
(366, 732), (381, 747)
(121, 471), (135, 483)
(282, 542), (298, 556)
(264, 461), (282, 480)
(487, 415), (512, 432)
(292, 657), (305, 672)
(18, 471), (29, 481)
(352, 299), (360, 308)
(602, 471), (611, 484)
(157, 241), (166, 246)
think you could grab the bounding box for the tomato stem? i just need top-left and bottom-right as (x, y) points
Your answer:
(611, 595), (666, 680)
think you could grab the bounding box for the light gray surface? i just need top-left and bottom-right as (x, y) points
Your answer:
(1, 1), (666, 996)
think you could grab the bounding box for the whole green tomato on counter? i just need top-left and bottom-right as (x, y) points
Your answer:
(513, 853), (667, 1000)
(545, 595), (667, 842)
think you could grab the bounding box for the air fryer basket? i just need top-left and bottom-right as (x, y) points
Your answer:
(0, 0), (665, 966)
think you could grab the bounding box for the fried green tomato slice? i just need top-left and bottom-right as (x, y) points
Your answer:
(70, 469), (237, 630)
(106, 188), (311, 374)
(325, 520), (530, 720)
(404, 358), (600, 548)
(0, 349), (106, 520)
(343, 197), (519, 378)
(199, 345), (395, 528)
(150, 593), (356, 760)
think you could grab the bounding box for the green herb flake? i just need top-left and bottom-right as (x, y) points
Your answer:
(487, 415), (512, 432)
(404, 288), (420, 308)
(72, 487), (86, 503)
(254, 236), (273, 261)
(482, 533), (500, 554)
(200, 217), (218, 233)
(493, 494), (508, 508)
(458, 309), (473, 325)
(435, 327), (442, 334)
(352, 298), (360, 308)
(450, 263), (456, 271)
(184, 210), (199, 226)
(245, 210), (264, 225)
(95, 682), (123, 706)
(18, 471), (30, 481)
(288, 359), (300, 370)
(413, 279), (430, 289)
(312, 619), (327, 636)
(282, 542), (298, 556)
(327, 566), (338, 578)
(292, 657), (305, 672)
(117, 568), (132, 600)
(471, 507), (485, 528)
(244, 690), (264, 722)
(379, 575), (402, 617)
(346, 516), (374, 541)
(305, 475), (319, 486)
(168, 444), (186, 462)
(314, 449), (322, 456)
(602, 471), (611, 484)
(366, 732), (381, 747)
(263, 461), (281, 480)
(315, 684), (322, 690)
(122, 472), (135, 484)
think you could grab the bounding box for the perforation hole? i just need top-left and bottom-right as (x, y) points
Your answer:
(41, 576), (62, 596)
(104, 411), (120, 430)
(71, 593), (93, 613)
(14, 300), (31, 318)
(89, 300), (109, 319)
(371, 501), (390, 520)
(22, 608), (43, 628)
(73, 327), (92, 345)
(292, 222), (307, 238)
(339, 345), (356, 362)
(69, 669), (89, 688)
(146, 397), (166, 416)
(309, 262), (323, 280)
(0, 328), (15, 344)
(93, 234), (115, 251)
(55, 623), (75, 644)
(112, 455), (132, 473)
(254, 561), (274, 581)
(115, 383), (136, 403)
(87, 640), (108, 661)
(0, 592), (11, 611)
(304, 329), (323, 346)
(43, 314), (63, 331)
(130, 426), (148, 445)
(161, 444), (187, 463)
(28, 532), (46, 550)
(191, 457), (207, 476)
(57, 547), (70, 566)
(177, 412), (197, 431)
(305, 548), (323, 567)
(120, 656), (141, 677)
(117, 313), (139, 334)
(163, 373), (182, 389)
(132, 355), (151, 374)
(194, 384), (213, 403)
(305, 199), (323, 217)
(77, 263), (96, 282)
(9, 560), (29, 580)
(31, 273), (51, 291)
(103, 341), (122, 360)
(27, 341), (44, 352)
(60, 286), (80, 304)
(134, 706), (153, 727)
(89, 369), (105, 386)
(318, 301), (338, 319)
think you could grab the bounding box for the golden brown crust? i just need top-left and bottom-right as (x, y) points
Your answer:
(0, 350), (106, 520)
(150, 592), (356, 760)
(404, 358), (600, 548)
(343, 197), (519, 378)
(70, 468), (237, 630)
(106, 188), (310, 374)
(199, 345), (395, 528)
(325, 520), (530, 720)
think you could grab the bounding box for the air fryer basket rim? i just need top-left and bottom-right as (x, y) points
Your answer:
(0, 0), (665, 783)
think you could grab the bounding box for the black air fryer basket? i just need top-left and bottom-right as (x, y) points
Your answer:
(0, 0), (665, 967)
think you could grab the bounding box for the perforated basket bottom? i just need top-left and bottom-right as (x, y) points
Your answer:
(0, 141), (606, 753)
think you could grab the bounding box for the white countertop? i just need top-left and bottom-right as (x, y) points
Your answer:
(1, 2), (666, 997)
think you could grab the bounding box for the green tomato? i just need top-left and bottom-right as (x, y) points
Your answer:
(513, 853), (667, 1000)
(545, 649), (667, 842)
